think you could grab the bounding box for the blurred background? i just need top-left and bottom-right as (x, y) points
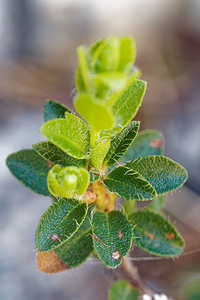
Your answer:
(0, 0), (200, 299)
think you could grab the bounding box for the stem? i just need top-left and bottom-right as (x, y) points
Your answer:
(121, 254), (154, 296)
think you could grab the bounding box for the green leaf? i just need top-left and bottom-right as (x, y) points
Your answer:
(101, 80), (146, 139)
(117, 36), (136, 74)
(127, 155), (188, 195)
(183, 278), (200, 300)
(130, 210), (184, 256)
(43, 100), (71, 122)
(6, 149), (51, 196)
(47, 165), (90, 198)
(104, 166), (156, 201)
(93, 72), (127, 99)
(86, 39), (104, 70)
(121, 129), (164, 163)
(92, 211), (133, 268)
(54, 205), (93, 268)
(74, 94), (114, 130)
(33, 142), (86, 168)
(93, 36), (120, 73)
(109, 280), (139, 300)
(149, 195), (166, 211)
(76, 46), (91, 93)
(104, 121), (140, 167)
(90, 139), (111, 171)
(40, 113), (90, 159)
(35, 198), (88, 252)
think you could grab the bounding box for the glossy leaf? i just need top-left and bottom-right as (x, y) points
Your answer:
(43, 100), (71, 122)
(121, 129), (164, 163)
(35, 198), (88, 252)
(40, 113), (90, 159)
(117, 36), (136, 74)
(47, 165), (90, 198)
(109, 280), (139, 300)
(33, 142), (86, 168)
(101, 80), (146, 139)
(104, 166), (156, 201)
(90, 139), (111, 171)
(104, 121), (140, 167)
(74, 94), (114, 130)
(92, 211), (133, 268)
(130, 210), (184, 256)
(127, 155), (188, 195)
(6, 149), (51, 196)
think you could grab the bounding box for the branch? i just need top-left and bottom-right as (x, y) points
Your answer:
(121, 255), (174, 300)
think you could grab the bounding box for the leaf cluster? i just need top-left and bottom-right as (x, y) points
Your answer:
(6, 36), (188, 273)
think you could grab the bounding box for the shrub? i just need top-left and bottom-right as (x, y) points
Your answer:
(6, 36), (188, 298)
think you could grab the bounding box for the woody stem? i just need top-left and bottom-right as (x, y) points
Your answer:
(121, 254), (154, 296)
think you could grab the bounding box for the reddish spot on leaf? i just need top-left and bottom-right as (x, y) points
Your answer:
(112, 251), (121, 261)
(150, 139), (163, 148)
(50, 233), (60, 242)
(118, 230), (124, 239)
(89, 233), (110, 247)
(165, 233), (175, 240)
(145, 231), (155, 240)
(48, 161), (54, 167)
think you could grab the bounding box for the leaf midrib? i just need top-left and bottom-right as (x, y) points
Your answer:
(105, 167), (156, 195)
(112, 83), (140, 120)
(106, 122), (139, 164)
(51, 133), (87, 157)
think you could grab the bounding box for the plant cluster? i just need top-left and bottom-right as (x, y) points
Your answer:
(6, 36), (188, 297)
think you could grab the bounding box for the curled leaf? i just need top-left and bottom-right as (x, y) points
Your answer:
(47, 165), (90, 198)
